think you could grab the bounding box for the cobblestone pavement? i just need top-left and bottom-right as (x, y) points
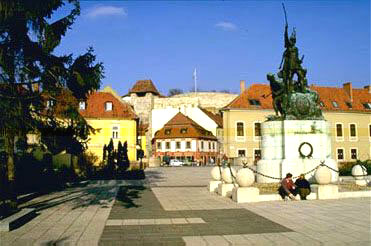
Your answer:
(1, 167), (370, 245)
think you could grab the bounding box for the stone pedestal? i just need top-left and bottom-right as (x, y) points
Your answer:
(217, 183), (235, 197)
(314, 184), (339, 200)
(257, 120), (338, 183)
(208, 181), (222, 193)
(355, 180), (368, 186)
(232, 187), (259, 203)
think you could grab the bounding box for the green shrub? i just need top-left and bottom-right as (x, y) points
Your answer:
(338, 160), (371, 176)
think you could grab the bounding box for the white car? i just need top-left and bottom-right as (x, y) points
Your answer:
(169, 159), (184, 167)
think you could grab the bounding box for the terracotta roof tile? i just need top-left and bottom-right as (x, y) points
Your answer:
(129, 79), (160, 95)
(154, 112), (217, 140)
(80, 92), (137, 119)
(224, 83), (371, 113)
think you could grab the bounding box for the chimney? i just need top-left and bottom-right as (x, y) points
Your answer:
(240, 80), (246, 94)
(364, 85), (371, 93)
(343, 82), (352, 102)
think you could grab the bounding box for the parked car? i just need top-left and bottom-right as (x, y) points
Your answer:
(169, 159), (184, 167)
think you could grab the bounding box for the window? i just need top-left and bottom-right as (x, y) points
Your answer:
(369, 125), (371, 137)
(332, 101), (338, 108)
(79, 101), (86, 110)
(105, 102), (113, 111)
(208, 142), (211, 149)
(238, 149), (246, 157)
(319, 101), (325, 107)
(249, 99), (261, 106)
(157, 142), (162, 150)
(337, 149), (344, 160)
(212, 142), (215, 150)
(363, 103), (371, 109)
(350, 124), (357, 138)
(254, 122), (261, 137)
(165, 129), (171, 135)
(180, 128), (188, 134)
(345, 102), (352, 108)
(351, 148), (357, 160)
(336, 124), (343, 137)
(176, 142), (181, 149)
(236, 122), (244, 137)
(165, 142), (170, 150)
(254, 149), (262, 160)
(186, 141), (191, 149)
(112, 126), (119, 139)
(46, 99), (55, 109)
(200, 141), (204, 150)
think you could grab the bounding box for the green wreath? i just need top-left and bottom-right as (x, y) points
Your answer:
(298, 142), (313, 158)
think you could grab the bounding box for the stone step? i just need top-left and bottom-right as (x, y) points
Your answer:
(0, 208), (36, 232)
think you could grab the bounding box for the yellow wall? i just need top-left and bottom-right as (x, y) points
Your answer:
(140, 135), (147, 157)
(223, 109), (371, 162)
(86, 118), (137, 164)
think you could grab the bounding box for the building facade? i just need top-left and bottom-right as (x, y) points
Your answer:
(80, 91), (138, 164)
(154, 112), (219, 164)
(222, 81), (371, 163)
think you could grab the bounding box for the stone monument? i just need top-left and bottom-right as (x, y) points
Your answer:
(257, 4), (338, 183)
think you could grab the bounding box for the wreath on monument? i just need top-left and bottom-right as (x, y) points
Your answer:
(298, 142), (313, 158)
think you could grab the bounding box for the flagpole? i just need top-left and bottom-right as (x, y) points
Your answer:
(194, 68), (197, 93)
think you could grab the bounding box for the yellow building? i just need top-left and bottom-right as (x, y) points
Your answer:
(222, 81), (371, 163)
(80, 91), (138, 164)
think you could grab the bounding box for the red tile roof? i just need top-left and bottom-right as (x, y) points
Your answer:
(80, 92), (137, 119)
(138, 123), (149, 135)
(199, 108), (223, 128)
(129, 80), (160, 95)
(154, 112), (217, 140)
(224, 84), (371, 113)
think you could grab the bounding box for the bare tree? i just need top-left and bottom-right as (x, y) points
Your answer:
(168, 88), (183, 96)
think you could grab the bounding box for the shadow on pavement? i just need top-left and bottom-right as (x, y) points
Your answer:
(115, 186), (146, 208)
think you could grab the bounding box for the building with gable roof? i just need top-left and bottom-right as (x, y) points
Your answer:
(121, 79), (237, 163)
(79, 91), (138, 163)
(153, 112), (218, 164)
(222, 81), (371, 163)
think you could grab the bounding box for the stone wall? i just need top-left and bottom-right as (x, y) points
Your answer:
(154, 92), (238, 112)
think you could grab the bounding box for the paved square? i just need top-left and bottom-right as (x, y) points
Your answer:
(0, 167), (370, 245)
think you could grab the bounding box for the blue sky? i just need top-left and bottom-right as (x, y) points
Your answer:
(54, 1), (370, 96)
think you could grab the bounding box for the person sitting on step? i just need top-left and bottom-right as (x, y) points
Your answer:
(278, 173), (298, 201)
(295, 174), (311, 200)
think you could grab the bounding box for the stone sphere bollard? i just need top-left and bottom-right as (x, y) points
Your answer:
(314, 166), (332, 185)
(222, 167), (236, 184)
(351, 164), (367, 180)
(236, 168), (255, 187)
(211, 166), (222, 181)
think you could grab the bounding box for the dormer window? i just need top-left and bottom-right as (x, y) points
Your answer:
(180, 128), (188, 134)
(345, 101), (352, 109)
(249, 99), (261, 106)
(165, 129), (171, 135)
(105, 101), (113, 111)
(46, 99), (55, 109)
(79, 101), (86, 110)
(363, 103), (371, 109)
(332, 101), (338, 108)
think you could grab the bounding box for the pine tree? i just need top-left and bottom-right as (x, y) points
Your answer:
(0, 0), (104, 211)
